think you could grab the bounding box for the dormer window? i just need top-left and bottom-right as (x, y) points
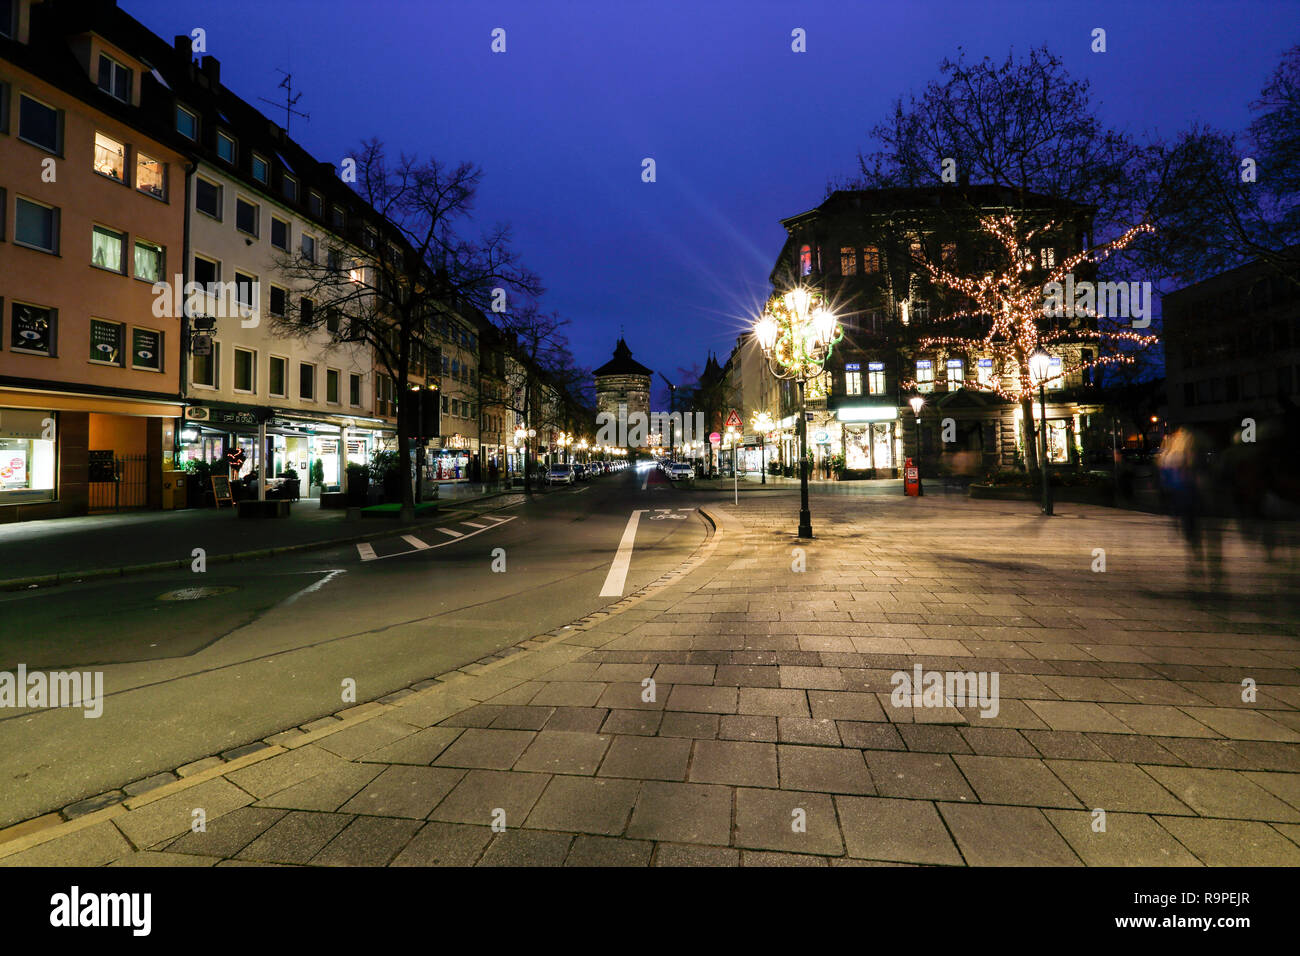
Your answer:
(309, 191), (323, 218)
(176, 104), (198, 140)
(97, 54), (132, 104)
(216, 130), (236, 165)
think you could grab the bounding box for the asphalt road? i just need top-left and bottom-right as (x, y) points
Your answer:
(0, 464), (707, 827)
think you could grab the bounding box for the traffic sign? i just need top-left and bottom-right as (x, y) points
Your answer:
(725, 409), (742, 429)
(709, 432), (721, 446)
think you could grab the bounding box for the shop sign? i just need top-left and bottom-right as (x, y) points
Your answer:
(191, 334), (213, 356)
(837, 406), (898, 423)
(0, 450), (27, 488)
(11, 305), (53, 355)
(814, 431), (830, 443)
(132, 329), (162, 371)
(89, 319), (123, 365)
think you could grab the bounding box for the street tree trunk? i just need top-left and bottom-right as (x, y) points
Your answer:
(1020, 395), (1039, 473)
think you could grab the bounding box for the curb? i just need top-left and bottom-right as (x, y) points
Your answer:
(0, 505), (725, 856)
(0, 489), (520, 593)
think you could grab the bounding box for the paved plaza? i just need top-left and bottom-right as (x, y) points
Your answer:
(4, 492), (1298, 867)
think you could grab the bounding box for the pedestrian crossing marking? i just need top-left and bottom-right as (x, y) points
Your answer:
(461, 520), (487, 529)
(437, 527), (464, 537)
(401, 535), (431, 550)
(356, 542), (378, 561)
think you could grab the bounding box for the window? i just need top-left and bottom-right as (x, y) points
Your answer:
(282, 173), (298, 203)
(867, 362), (886, 395)
(349, 373), (361, 406)
(363, 227), (377, 250)
(193, 255), (218, 287)
(844, 364), (862, 395)
(0, 0), (13, 39)
(862, 246), (880, 273)
(216, 131), (236, 165)
(88, 318), (124, 366)
(946, 358), (964, 389)
(93, 132), (126, 182)
(269, 356), (287, 397)
(18, 95), (60, 153)
(326, 368), (339, 404)
(133, 239), (164, 282)
(0, 408), (57, 502)
(299, 297), (313, 326)
(909, 238), (923, 262)
(268, 285), (287, 317)
(270, 216), (288, 250)
(911, 299), (929, 322)
(15, 197), (57, 253)
(840, 247), (857, 276)
(299, 362), (315, 400)
(0, 81), (8, 135)
(916, 359), (934, 393)
(195, 178), (221, 219)
(192, 341), (218, 388)
(135, 153), (165, 199)
(131, 328), (162, 371)
(233, 348), (255, 392)
(10, 302), (56, 356)
(331, 205), (346, 230)
(442, 354), (450, 374)
(175, 104), (197, 140)
(1018, 247), (1034, 272)
(251, 153), (269, 184)
(97, 55), (132, 103)
(977, 357), (994, 388)
(441, 395), (449, 414)
(235, 198), (258, 236)
(327, 248), (342, 273)
(1047, 356), (1063, 390)
(325, 309), (340, 335)
(309, 191), (323, 218)
(91, 225), (125, 272)
(234, 272), (256, 317)
(799, 245), (812, 276)
(300, 233), (315, 262)
(1040, 247), (1056, 269)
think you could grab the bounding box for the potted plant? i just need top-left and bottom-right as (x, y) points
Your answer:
(309, 458), (325, 497)
(345, 462), (370, 506)
(183, 458), (213, 507)
(370, 450), (402, 503)
(830, 453), (846, 479)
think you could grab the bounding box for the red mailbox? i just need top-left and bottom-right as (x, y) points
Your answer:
(904, 457), (923, 496)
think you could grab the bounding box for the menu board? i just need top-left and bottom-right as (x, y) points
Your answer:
(89, 320), (123, 365)
(11, 304), (54, 356)
(132, 328), (162, 370)
(210, 474), (233, 507)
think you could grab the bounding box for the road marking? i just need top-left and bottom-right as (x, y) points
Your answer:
(437, 527), (464, 537)
(361, 515), (518, 562)
(461, 520), (486, 529)
(402, 535), (431, 550)
(278, 569), (347, 607)
(356, 542), (377, 561)
(600, 510), (646, 597)
(574, 486), (589, 493)
(641, 470), (650, 490)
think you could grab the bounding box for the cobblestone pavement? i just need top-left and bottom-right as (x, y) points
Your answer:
(5, 494), (1298, 867)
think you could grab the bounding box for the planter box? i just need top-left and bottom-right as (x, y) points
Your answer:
(319, 491), (348, 509)
(237, 499), (291, 518)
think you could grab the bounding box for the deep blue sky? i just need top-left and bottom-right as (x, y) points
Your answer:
(125, 0), (1297, 400)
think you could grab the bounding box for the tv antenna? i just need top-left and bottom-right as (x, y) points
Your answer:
(259, 69), (309, 132)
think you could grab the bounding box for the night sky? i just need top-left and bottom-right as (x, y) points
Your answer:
(124, 0), (1297, 403)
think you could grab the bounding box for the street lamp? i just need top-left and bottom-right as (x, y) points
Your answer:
(751, 411), (775, 485)
(908, 395), (924, 496)
(1029, 347), (1054, 516)
(753, 287), (843, 538)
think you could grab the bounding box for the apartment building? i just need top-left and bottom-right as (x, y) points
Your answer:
(1, 0), (188, 520)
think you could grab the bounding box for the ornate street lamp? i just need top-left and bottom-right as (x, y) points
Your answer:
(1029, 347), (1054, 516)
(753, 287), (843, 538)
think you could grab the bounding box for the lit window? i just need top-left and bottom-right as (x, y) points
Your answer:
(1018, 247), (1034, 271)
(840, 247), (856, 276)
(91, 225), (125, 273)
(799, 245), (812, 276)
(136, 153), (165, 199)
(97, 55), (131, 103)
(867, 362), (886, 395)
(844, 363), (862, 396)
(1047, 356), (1064, 390)
(946, 358), (964, 389)
(916, 359), (934, 393)
(977, 357), (995, 388)
(93, 132), (126, 182)
(89, 318), (124, 366)
(1040, 247), (1056, 269)
(0, 406), (58, 502)
(133, 240), (164, 281)
(862, 246), (880, 273)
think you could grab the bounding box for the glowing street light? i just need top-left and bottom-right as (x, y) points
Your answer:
(1029, 347), (1054, 516)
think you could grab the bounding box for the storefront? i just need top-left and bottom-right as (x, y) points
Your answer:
(0, 408), (56, 506)
(836, 405), (901, 477)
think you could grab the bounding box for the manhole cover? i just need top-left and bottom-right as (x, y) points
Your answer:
(157, 586), (237, 601)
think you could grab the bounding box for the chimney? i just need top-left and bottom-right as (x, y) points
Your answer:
(173, 34), (192, 61)
(200, 55), (220, 87)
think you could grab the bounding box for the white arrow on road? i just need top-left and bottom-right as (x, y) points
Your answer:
(600, 510), (646, 596)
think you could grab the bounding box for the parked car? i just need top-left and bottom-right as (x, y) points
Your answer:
(668, 462), (694, 481)
(546, 464), (575, 485)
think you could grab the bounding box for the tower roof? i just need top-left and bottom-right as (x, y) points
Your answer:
(594, 338), (653, 378)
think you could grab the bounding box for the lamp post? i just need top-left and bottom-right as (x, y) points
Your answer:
(753, 288), (842, 539)
(751, 411), (775, 485)
(908, 395), (924, 496)
(1029, 347), (1053, 516)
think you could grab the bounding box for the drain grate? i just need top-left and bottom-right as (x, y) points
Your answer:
(157, 586), (237, 601)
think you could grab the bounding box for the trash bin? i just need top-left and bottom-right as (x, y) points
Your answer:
(162, 470), (188, 509)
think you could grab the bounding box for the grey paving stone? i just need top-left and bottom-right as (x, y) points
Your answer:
(565, 834), (653, 867)
(63, 791), (126, 818)
(440, 704), (506, 728)
(733, 787), (844, 855)
(109, 851), (220, 866)
(899, 724), (971, 754)
(545, 706), (609, 732)
(513, 731), (612, 775)
(225, 745), (348, 799)
(526, 775), (641, 835)
(311, 816), (422, 866)
(808, 690), (887, 722)
(391, 822), (493, 866)
(865, 751), (976, 801)
(433, 728), (537, 770)
(477, 829), (574, 866)
(236, 811), (353, 865)
(599, 735), (691, 781)
(778, 717), (841, 746)
(652, 843), (740, 866)
(738, 687), (809, 718)
(741, 850), (830, 866)
(255, 762), (384, 813)
(714, 665), (780, 687)
(627, 782), (733, 845)
(596, 681), (668, 711)
(1141, 766), (1300, 822)
(428, 769), (550, 827)
(166, 807), (288, 858)
(938, 803), (1082, 866)
(1085, 733), (1183, 765)
(358, 726), (464, 765)
(689, 739), (779, 788)
(1045, 760), (1192, 815)
(778, 745), (874, 794)
(952, 755), (1083, 809)
(313, 717), (422, 760)
(655, 664), (716, 685)
(959, 726), (1038, 757)
(600, 709), (663, 736)
(528, 681), (608, 709)
(1044, 810), (1202, 866)
(340, 766), (465, 819)
(659, 711), (720, 738)
(0, 820), (132, 867)
(1154, 816), (1300, 866)
(1023, 730), (1112, 761)
(836, 795), (964, 866)
(116, 778), (253, 849)
(719, 714), (779, 742)
(666, 684), (738, 714)
(838, 721), (906, 751)
(488, 706), (556, 731)
(779, 666), (847, 690)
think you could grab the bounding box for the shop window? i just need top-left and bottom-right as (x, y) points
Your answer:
(233, 348), (255, 393)
(916, 360), (934, 393)
(175, 104), (197, 140)
(271, 216), (288, 250)
(216, 131), (236, 165)
(93, 131), (126, 182)
(326, 368), (339, 404)
(299, 362), (315, 400)
(867, 362), (886, 395)
(10, 302), (56, 356)
(89, 318), (124, 366)
(136, 153), (165, 199)
(251, 152), (269, 184)
(131, 328), (162, 371)
(91, 225), (125, 272)
(946, 358), (964, 389)
(235, 198), (258, 237)
(0, 409), (57, 503)
(192, 341), (218, 388)
(840, 247), (856, 276)
(269, 356), (287, 397)
(15, 197), (58, 253)
(19, 94), (61, 153)
(195, 177), (221, 219)
(97, 55), (132, 103)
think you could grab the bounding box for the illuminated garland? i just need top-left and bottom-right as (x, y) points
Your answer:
(761, 290), (845, 381)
